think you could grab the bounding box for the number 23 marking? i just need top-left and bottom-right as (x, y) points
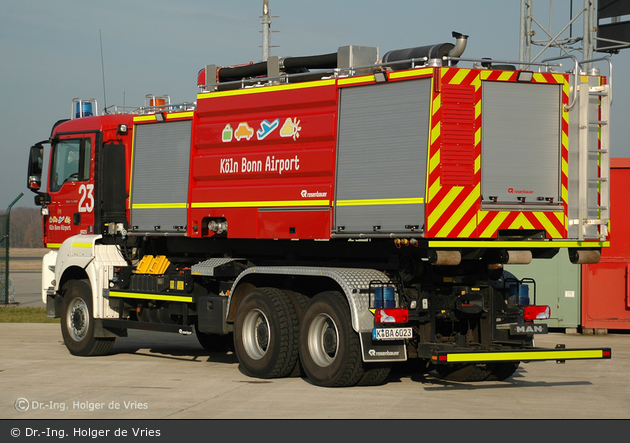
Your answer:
(79, 184), (94, 213)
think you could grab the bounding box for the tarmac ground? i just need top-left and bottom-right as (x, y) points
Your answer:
(0, 322), (627, 419)
(1, 271), (628, 421)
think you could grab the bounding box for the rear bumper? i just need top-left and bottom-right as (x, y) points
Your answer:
(431, 347), (612, 364)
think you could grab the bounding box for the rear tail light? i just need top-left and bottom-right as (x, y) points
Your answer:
(374, 308), (409, 324)
(523, 305), (551, 320)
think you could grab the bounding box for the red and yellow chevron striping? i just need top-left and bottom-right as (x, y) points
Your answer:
(426, 67), (569, 239)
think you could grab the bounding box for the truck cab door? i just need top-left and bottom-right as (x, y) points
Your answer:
(45, 134), (96, 247)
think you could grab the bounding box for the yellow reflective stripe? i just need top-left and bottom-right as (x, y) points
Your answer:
(428, 240), (609, 248)
(436, 184), (480, 237)
(449, 68), (470, 85)
(46, 243), (62, 249)
(133, 115), (157, 122)
(459, 215), (478, 238)
(508, 213), (535, 230)
(338, 76), (374, 86)
(446, 349), (606, 363)
(432, 95), (441, 116)
(498, 71), (514, 82)
(336, 198), (423, 207)
(133, 112), (193, 123)
(480, 211), (509, 237)
(534, 212), (562, 239)
(167, 112), (194, 120)
(428, 186), (464, 228)
(71, 243), (93, 248)
(427, 176), (441, 203)
(198, 79), (336, 100)
(109, 291), (193, 303)
(132, 203), (188, 209)
(191, 200), (329, 209)
(388, 68), (433, 80)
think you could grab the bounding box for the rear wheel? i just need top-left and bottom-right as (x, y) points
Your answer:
(435, 363), (493, 382)
(435, 362), (520, 382)
(357, 363), (392, 386)
(233, 287), (299, 379)
(299, 291), (364, 387)
(486, 362), (520, 381)
(60, 280), (115, 356)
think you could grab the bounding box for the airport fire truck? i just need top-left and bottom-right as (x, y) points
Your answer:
(27, 32), (612, 387)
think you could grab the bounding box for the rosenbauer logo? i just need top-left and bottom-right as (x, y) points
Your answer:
(508, 187), (534, 194)
(368, 349), (400, 357)
(301, 190), (328, 198)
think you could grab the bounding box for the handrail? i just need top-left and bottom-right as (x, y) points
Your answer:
(198, 56), (431, 92)
(102, 102), (197, 115)
(541, 55), (580, 111)
(579, 57), (613, 105)
(445, 56), (562, 70)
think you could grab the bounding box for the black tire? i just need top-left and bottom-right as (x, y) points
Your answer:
(486, 362), (520, 381)
(357, 363), (392, 386)
(435, 363), (493, 382)
(60, 280), (115, 356)
(233, 287), (299, 379)
(196, 331), (234, 352)
(283, 290), (309, 378)
(299, 291), (364, 387)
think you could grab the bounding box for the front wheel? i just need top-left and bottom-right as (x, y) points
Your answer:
(299, 291), (364, 387)
(60, 280), (114, 356)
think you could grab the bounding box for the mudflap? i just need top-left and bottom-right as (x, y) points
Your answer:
(359, 332), (407, 362)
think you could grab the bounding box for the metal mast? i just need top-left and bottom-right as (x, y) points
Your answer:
(261, 0), (272, 61)
(519, 0), (596, 64)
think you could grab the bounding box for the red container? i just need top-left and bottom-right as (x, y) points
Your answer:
(582, 158), (630, 330)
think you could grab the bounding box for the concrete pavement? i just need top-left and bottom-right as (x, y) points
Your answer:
(0, 323), (627, 420)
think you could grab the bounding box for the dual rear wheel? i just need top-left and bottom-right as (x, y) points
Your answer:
(234, 288), (391, 387)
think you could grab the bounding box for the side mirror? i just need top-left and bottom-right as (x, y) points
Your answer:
(27, 144), (44, 192)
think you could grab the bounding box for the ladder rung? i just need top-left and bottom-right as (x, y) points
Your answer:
(589, 121), (608, 125)
(588, 206), (608, 210)
(588, 178), (608, 182)
(589, 91), (608, 96)
(588, 149), (608, 154)
(583, 219), (609, 225)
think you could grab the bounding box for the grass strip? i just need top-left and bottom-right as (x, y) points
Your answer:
(0, 307), (60, 323)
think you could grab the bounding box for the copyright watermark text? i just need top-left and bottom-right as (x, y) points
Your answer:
(14, 398), (148, 413)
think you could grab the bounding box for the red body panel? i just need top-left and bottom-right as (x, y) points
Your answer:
(190, 82), (338, 239)
(43, 67), (607, 248)
(582, 158), (630, 329)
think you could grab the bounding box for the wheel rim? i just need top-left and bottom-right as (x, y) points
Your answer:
(67, 297), (89, 342)
(242, 308), (270, 360)
(308, 313), (339, 367)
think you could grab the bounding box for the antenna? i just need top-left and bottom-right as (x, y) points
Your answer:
(100, 29), (107, 112)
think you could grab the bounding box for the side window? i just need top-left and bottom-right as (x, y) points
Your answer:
(50, 139), (91, 192)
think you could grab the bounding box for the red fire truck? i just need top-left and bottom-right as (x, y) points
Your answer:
(27, 32), (611, 387)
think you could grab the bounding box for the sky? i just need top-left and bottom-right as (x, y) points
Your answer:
(1, 0), (629, 210)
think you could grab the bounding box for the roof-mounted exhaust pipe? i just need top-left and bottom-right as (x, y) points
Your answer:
(448, 31), (468, 58)
(380, 31), (468, 69)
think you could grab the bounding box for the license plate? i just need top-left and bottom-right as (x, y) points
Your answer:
(372, 327), (413, 340)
